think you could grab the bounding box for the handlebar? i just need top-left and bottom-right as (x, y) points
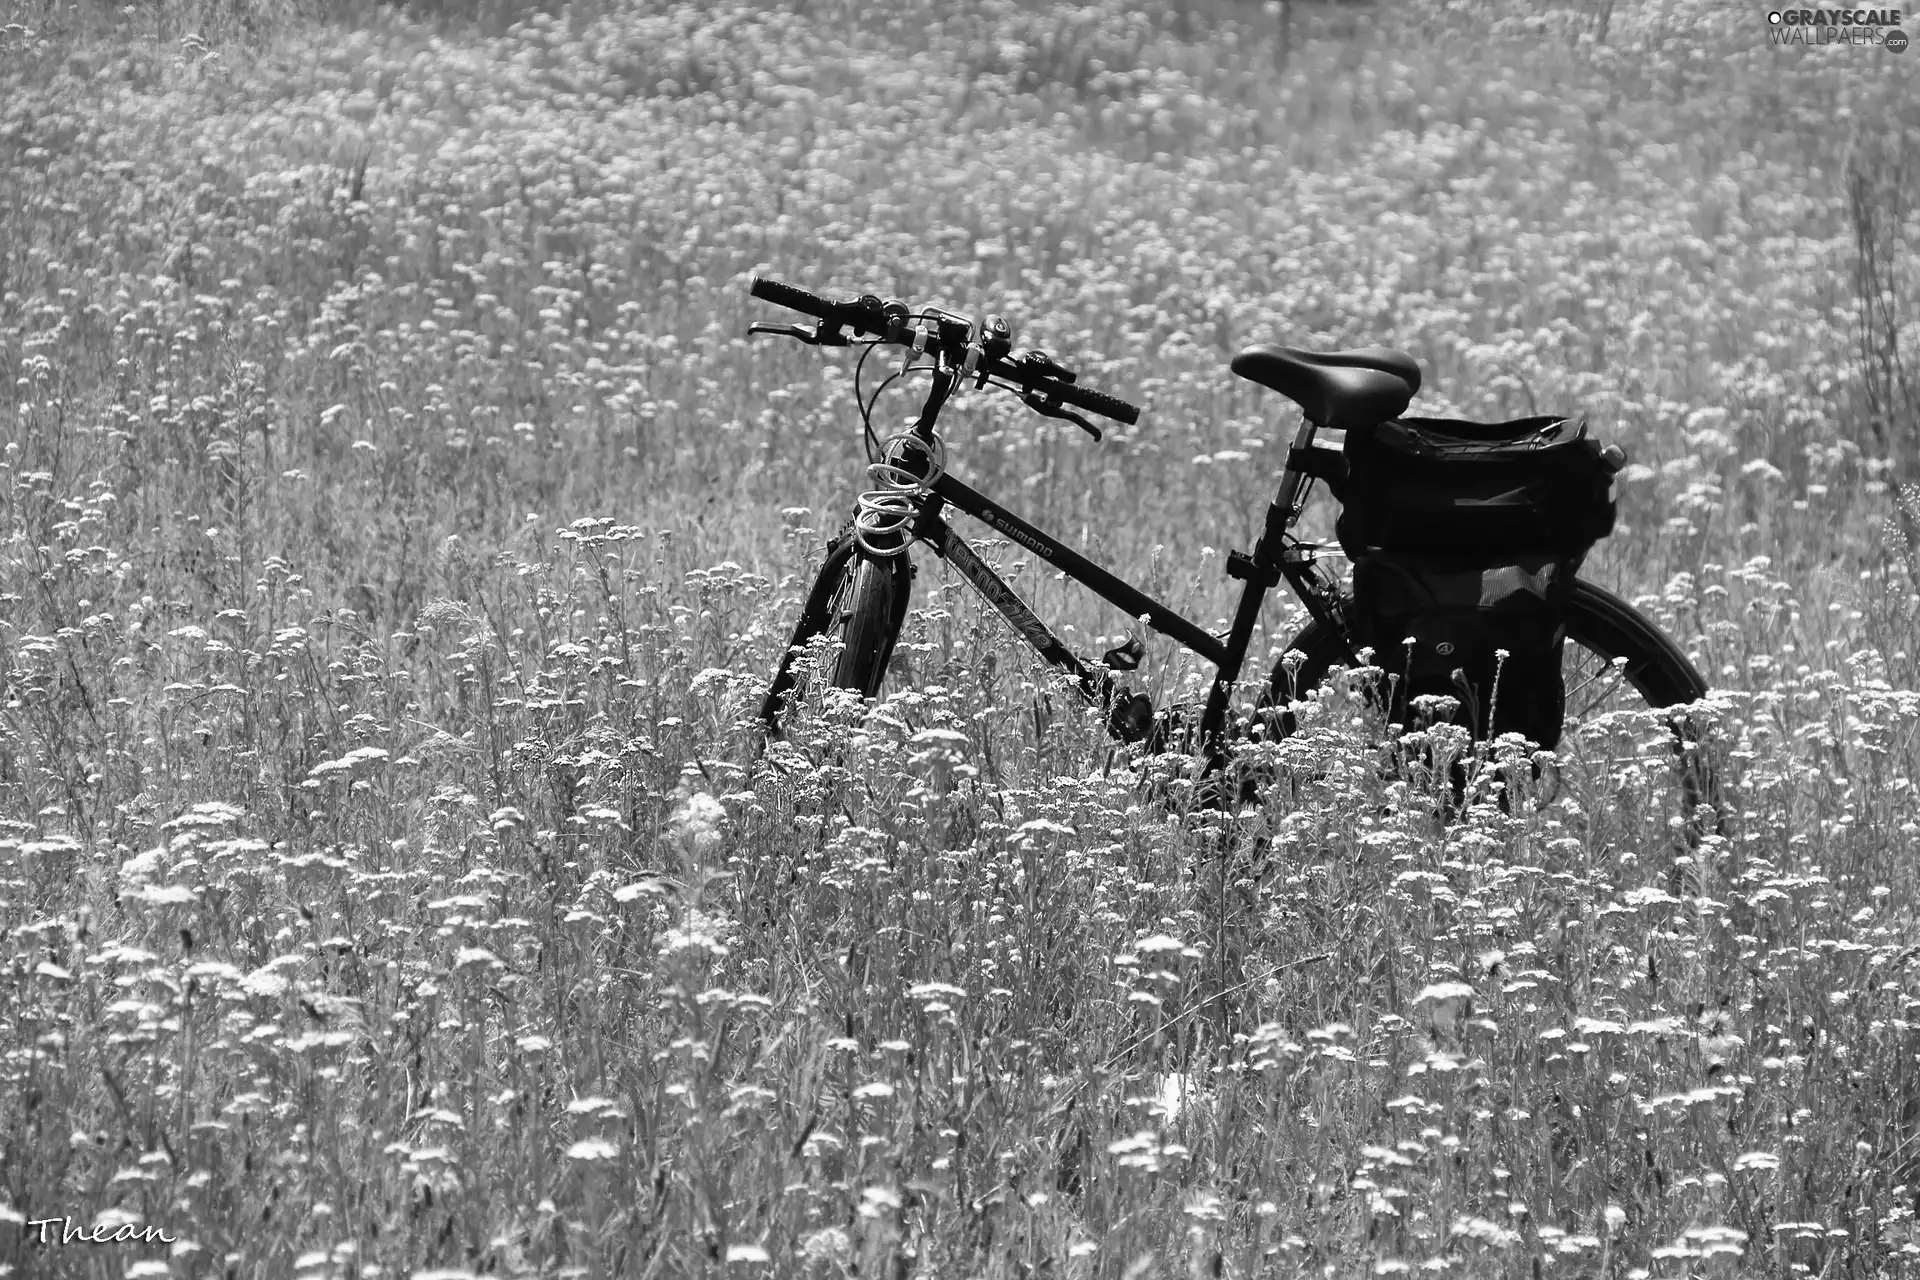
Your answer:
(747, 274), (1142, 429)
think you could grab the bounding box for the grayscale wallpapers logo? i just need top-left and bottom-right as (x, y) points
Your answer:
(1767, 8), (1908, 49)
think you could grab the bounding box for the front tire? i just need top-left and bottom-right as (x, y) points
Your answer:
(761, 532), (912, 735)
(830, 554), (904, 696)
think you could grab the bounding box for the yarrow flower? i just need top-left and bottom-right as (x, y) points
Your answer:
(668, 790), (725, 857)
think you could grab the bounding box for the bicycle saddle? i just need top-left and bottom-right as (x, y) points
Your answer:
(1231, 344), (1422, 431)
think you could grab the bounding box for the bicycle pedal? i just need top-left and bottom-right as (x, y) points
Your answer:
(1102, 635), (1145, 672)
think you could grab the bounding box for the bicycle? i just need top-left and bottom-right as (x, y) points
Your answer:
(748, 274), (1714, 803)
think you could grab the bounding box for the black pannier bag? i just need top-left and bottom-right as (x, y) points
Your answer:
(1332, 415), (1623, 750)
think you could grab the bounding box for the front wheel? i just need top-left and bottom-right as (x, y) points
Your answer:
(761, 532), (913, 736)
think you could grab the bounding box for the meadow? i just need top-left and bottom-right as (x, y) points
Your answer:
(3, 0), (1920, 1275)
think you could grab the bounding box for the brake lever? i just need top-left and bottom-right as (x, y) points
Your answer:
(749, 321), (815, 343)
(1021, 389), (1102, 441)
(748, 319), (851, 347)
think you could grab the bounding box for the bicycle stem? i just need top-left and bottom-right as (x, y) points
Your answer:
(910, 366), (959, 443)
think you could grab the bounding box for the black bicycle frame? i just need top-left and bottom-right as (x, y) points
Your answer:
(874, 368), (1349, 761)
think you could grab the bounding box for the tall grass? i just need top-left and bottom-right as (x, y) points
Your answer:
(3, 0), (1919, 1275)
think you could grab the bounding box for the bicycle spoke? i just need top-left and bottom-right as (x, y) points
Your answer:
(1563, 647), (1633, 721)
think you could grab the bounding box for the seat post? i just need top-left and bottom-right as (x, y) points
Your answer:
(1252, 417), (1321, 567)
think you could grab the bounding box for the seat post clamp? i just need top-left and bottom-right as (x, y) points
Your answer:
(1226, 550), (1283, 587)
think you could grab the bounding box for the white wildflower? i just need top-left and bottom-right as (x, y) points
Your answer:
(669, 791), (725, 857)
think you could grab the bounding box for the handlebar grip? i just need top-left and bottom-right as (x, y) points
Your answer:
(749, 274), (835, 320)
(1056, 382), (1141, 426)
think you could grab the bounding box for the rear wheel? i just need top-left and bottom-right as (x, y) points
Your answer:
(1269, 579), (1706, 718)
(761, 532), (912, 735)
(1266, 579), (1718, 820)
